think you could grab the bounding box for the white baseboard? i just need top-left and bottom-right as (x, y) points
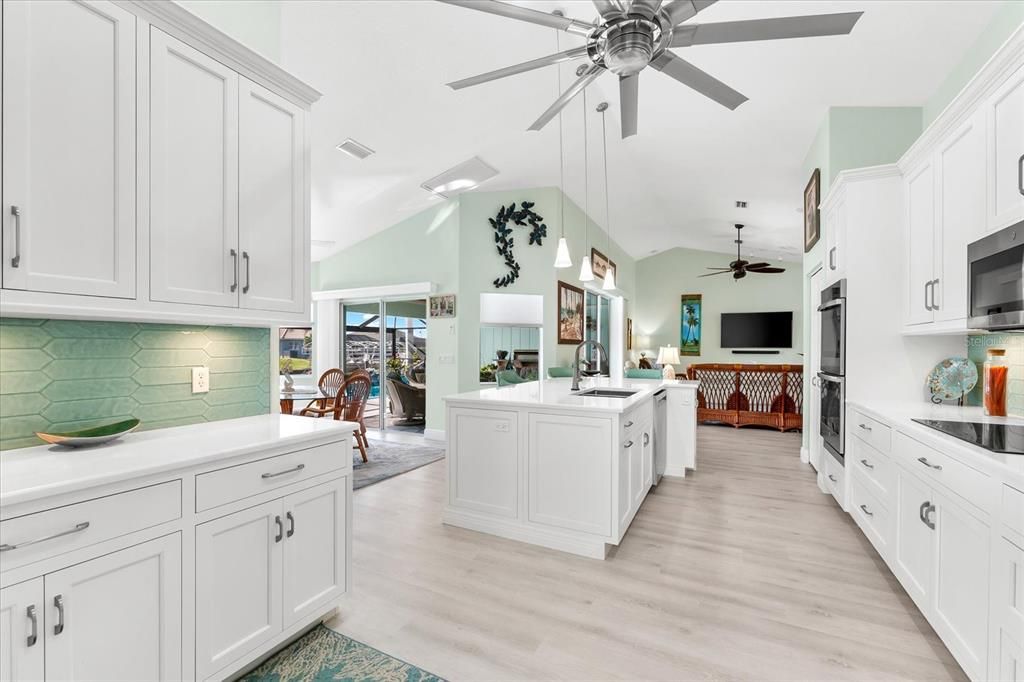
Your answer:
(423, 428), (445, 442)
(442, 507), (608, 560)
(800, 446), (809, 464)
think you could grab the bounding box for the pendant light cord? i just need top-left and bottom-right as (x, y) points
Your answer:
(600, 106), (610, 250)
(583, 88), (589, 252)
(556, 29), (565, 239)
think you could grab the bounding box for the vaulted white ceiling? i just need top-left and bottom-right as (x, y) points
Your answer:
(279, 1), (1003, 262)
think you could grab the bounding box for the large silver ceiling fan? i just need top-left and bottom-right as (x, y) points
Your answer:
(440, 0), (862, 138)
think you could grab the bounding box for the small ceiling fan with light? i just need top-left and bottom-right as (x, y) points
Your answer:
(700, 224), (786, 280)
(439, 0), (863, 138)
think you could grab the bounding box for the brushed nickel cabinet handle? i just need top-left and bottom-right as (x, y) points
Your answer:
(0, 521), (90, 552)
(924, 280), (933, 311)
(918, 500), (936, 529)
(242, 251), (251, 294)
(286, 511), (295, 538)
(53, 595), (64, 635)
(624, 420), (634, 427)
(917, 456), (942, 471)
(828, 474), (837, 483)
(858, 423), (872, 432)
(829, 247), (836, 270)
(26, 605), (37, 647)
(261, 463), (305, 479)
(859, 504), (873, 517)
(931, 278), (940, 310)
(10, 205), (21, 268)
(860, 458), (874, 469)
(624, 440), (634, 448)
(274, 515), (283, 543)
(643, 433), (650, 446)
(1018, 153), (1023, 196)
(230, 249), (238, 292)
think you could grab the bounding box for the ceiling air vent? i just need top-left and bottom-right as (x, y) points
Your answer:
(422, 157), (499, 199)
(336, 138), (375, 160)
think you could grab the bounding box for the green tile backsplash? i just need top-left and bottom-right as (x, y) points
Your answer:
(0, 318), (270, 450)
(967, 333), (1024, 416)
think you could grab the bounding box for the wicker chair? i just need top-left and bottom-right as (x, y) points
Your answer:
(687, 364), (803, 432)
(298, 368), (345, 417)
(333, 370), (372, 462)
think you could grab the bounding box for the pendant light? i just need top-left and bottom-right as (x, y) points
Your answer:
(597, 101), (616, 291)
(579, 83), (595, 282)
(552, 13), (572, 269)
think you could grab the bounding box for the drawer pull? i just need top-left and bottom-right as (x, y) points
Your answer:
(858, 423), (872, 432)
(859, 504), (873, 517)
(26, 605), (37, 647)
(274, 515), (284, 543)
(0, 521), (90, 553)
(624, 421), (634, 428)
(828, 474), (837, 483)
(859, 458), (874, 470)
(916, 457), (942, 471)
(10, 205), (21, 268)
(53, 595), (64, 636)
(624, 440), (634, 448)
(261, 463), (305, 479)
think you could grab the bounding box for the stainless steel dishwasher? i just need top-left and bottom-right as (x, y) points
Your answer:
(653, 390), (668, 485)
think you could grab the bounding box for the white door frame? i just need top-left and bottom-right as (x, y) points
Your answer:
(805, 265), (824, 472)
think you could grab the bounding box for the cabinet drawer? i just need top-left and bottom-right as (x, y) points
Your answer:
(849, 409), (891, 454)
(893, 432), (992, 514)
(1003, 484), (1024, 540)
(850, 471), (890, 558)
(850, 436), (893, 497)
(0, 481), (181, 571)
(195, 443), (346, 512)
(621, 400), (653, 438)
(823, 455), (845, 508)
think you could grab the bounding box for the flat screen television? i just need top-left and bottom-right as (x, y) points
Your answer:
(720, 312), (793, 348)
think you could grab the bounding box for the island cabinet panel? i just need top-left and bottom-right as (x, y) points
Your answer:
(0, 578), (45, 682)
(448, 408), (519, 518)
(527, 413), (612, 536)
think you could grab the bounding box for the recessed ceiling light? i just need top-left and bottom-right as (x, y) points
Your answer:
(336, 138), (375, 160)
(735, 201), (747, 208)
(421, 156), (498, 198)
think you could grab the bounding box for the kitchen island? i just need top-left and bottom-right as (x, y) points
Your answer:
(442, 377), (699, 559)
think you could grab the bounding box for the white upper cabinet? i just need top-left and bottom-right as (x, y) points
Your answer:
(149, 28), (240, 308)
(2, 0), (136, 298)
(238, 79), (306, 314)
(986, 63), (1024, 231)
(934, 112), (986, 323)
(823, 194), (846, 283)
(904, 161), (936, 327)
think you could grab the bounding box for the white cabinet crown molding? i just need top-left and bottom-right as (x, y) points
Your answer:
(820, 164), (901, 212)
(899, 23), (1024, 173)
(116, 0), (321, 108)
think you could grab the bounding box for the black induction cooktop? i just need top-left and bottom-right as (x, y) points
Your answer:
(912, 419), (1024, 455)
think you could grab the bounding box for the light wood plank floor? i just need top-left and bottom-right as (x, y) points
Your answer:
(327, 426), (967, 681)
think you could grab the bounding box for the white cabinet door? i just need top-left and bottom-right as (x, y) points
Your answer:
(238, 78), (305, 313)
(824, 197), (845, 280)
(2, 0), (136, 298)
(931, 489), (990, 681)
(196, 500), (282, 679)
(0, 579), (44, 682)
(617, 437), (631, 530)
(44, 534), (182, 681)
(630, 428), (646, 509)
(282, 478), (347, 628)
(149, 28), (239, 308)
(934, 112), (986, 323)
(893, 465), (933, 609)
(993, 537), (1024, 681)
(641, 425), (653, 492)
(986, 63), (1024, 231)
(448, 408), (519, 518)
(905, 161), (936, 326)
(528, 413), (612, 536)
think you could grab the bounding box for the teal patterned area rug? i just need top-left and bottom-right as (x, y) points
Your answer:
(239, 625), (445, 682)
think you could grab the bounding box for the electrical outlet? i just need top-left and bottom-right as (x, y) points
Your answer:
(191, 366), (210, 394)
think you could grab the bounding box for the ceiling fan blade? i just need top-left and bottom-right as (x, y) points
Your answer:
(528, 64), (604, 132)
(619, 73), (639, 138)
(593, 1), (625, 20)
(744, 262), (771, 270)
(705, 266), (732, 270)
(671, 12), (863, 48)
(630, 0), (664, 19)
(748, 267), (787, 273)
(663, 0), (717, 26)
(437, 0), (594, 37)
(698, 270), (734, 277)
(447, 46), (589, 90)
(650, 51), (747, 110)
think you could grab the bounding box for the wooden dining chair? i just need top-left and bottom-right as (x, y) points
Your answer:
(299, 368), (344, 417)
(333, 369), (372, 462)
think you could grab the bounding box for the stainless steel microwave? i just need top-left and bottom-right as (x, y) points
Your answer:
(967, 220), (1024, 331)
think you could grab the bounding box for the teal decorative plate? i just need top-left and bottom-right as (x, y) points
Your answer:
(926, 357), (978, 402)
(36, 418), (141, 447)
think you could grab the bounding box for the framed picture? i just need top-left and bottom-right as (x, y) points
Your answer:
(428, 294), (456, 318)
(557, 280), (585, 344)
(680, 294), (701, 356)
(590, 248), (617, 280)
(803, 168), (821, 253)
(627, 318), (633, 350)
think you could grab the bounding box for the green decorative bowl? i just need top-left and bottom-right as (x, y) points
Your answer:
(36, 418), (141, 447)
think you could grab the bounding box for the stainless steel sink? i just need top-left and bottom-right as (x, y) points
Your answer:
(574, 388), (639, 398)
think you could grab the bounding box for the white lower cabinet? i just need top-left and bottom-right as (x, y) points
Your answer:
(0, 534), (181, 682)
(993, 536), (1024, 681)
(196, 477), (347, 679)
(894, 463), (934, 609)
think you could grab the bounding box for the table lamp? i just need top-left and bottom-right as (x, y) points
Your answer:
(656, 346), (681, 380)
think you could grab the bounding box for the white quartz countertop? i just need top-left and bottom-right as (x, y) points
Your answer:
(848, 399), (1024, 489)
(0, 414), (356, 509)
(443, 377), (699, 414)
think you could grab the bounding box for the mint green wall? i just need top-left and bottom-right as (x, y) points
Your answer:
(923, 1), (1024, 126)
(0, 318), (270, 450)
(316, 202), (460, 433)
(176, 1), (282, 62)
(967, 333), (1024, 416)
(634, 247), (803, 367)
